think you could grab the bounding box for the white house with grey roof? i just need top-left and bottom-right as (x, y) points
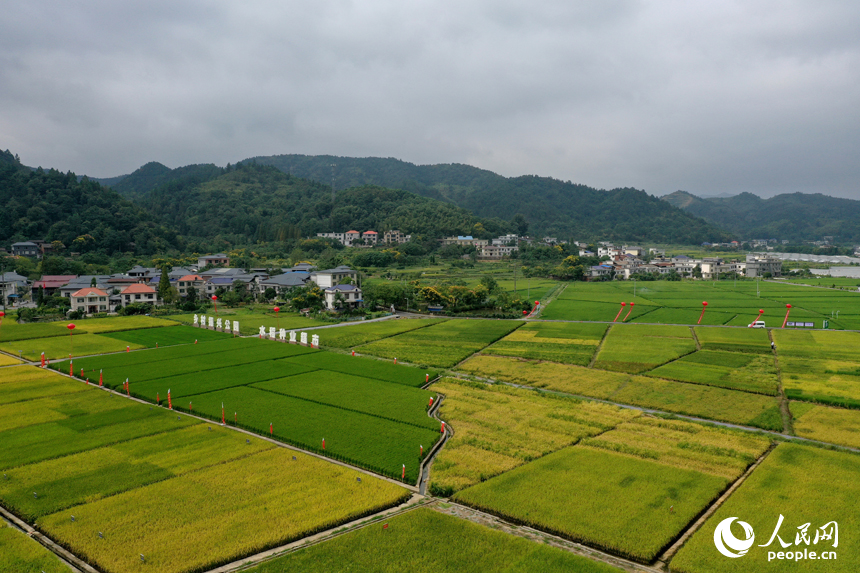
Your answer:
(323, 284), (362, 310)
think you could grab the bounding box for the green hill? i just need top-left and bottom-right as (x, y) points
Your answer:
(663, 190), (860, 242)
(241, 154), (733, 243)
(138, 162), (514, 245)
(0, 150), (181, 255)
(100, 161), (223, 198)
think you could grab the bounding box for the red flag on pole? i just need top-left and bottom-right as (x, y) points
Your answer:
(99, 369), (103, 385)
(221, 403), (225, 425)
(782, 304), (792, 328)
(402, 464), (406, 479)
(270, 422), (273, 435)
(41, 352), (46, 368)
(697, 301), (708, 325)
(168, 389), (172, 410)
(623, 302), (635, 321)
(613, 302), (626, 323)
(69, 360), (73, 377)
(322, 438), (326, 450)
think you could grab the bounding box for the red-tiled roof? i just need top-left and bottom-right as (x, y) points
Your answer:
(178, 275), (204, 282)
(33, 275), (76, 289)
(121, 284), (156, 294)
(363, 230), (378, 234)
(346, 230), (359, 234)
(71, 287), (108, 297)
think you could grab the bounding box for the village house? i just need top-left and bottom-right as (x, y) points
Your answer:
(120, 284), (161, 307)
(70, 287), (114, 315)
(323, 284), (363, 310)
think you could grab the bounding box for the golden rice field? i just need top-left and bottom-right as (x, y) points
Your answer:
(429, 378), (638, 495)
(0, 522), (70, 573)
(457, 355), (784, 431)
(581, 416), (771, 480)
(38, 448), (409, 573)
(791, 402), (860, 449)
(453, 416), (771, 562)
(0, 353), (21, 366)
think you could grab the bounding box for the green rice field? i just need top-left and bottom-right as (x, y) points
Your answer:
(319, 318), (448, 349)
(357, 319), (523, 368)
(593, 324), (697, 373)
(646, 350), (778, 395)
(244, 507), (624, 573)
(0, 522), (70, 573)
(671, 443), (860, 572)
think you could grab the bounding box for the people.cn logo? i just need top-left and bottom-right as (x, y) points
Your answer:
(714, 517), (756, 558)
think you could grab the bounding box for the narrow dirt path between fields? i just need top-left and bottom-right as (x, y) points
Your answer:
(419, 393), (451, 495)
(690, 326), (701, 351)
(768, 330), (795, 435)
(654, 442), (778, 570)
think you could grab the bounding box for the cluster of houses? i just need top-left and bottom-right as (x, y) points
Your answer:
(587, 246), (782, 280)
(315, 230), (411, 247)
(2, 255), (363, 316)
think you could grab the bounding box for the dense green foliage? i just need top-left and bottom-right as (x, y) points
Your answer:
(136, 162), (514, 247)
(0, 150), (180, 254)
(664, 189), (860, 242)
(243, 154), (733, 242)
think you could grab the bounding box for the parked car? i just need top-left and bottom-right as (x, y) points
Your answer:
(749, 320), (766, 328)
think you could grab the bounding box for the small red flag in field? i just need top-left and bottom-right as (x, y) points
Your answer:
(168, 389), (172, 410)
(80, 368), (84, 377)
(221, 403), (225, 425)
(383, 523), (389, 530)
(429, 396), (434, 408)
(394, 357), (397, 364)
(99, 369), (103, 385)
(69, 360), (73, 377)
(402, 464), (405, 479)
(270, 422), (273, 435)
(126, 346), (129, 353)
(322, 438), (326, 450)
(41, 352), (46, 368)
(441, 421), (445, 434)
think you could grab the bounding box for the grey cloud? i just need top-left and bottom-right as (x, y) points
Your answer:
(1, 0), (858, 200)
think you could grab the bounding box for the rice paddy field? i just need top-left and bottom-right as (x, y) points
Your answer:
(4, 288), (860, 573)
(0, 522), (70, 573)
(541, 280), (860, 330)
(458, 355), (784, 431)
(790, 402), (860, 449)
(319, 317), (448, 349)
(244, 507), (624, 573)
(670, 443), (860, 572)
(594, 324), (697, 373)
(428, 378), (638, 495)
(356, 319), (523, 367)
(646, 350), (778, 395)
(0, 365), (409, 573)
(454, 417), (771, 562)
(51, 331), (442, 482)
(481, 321), (607, 365)
(774, 330), (860, 408)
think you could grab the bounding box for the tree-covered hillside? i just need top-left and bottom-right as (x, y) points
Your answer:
(98, 161), (223, 198)
(663, 190), (860, 242)
(0, 150), (181, 254)
(139, 162), (514, 248)
(241, 154), (733, 243)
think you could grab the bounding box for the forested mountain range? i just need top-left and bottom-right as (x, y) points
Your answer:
(136, 162), (515, 249)
(662, 190), (860, 243)
(238, 154), (733, 243)
(0, 150), (181, 255)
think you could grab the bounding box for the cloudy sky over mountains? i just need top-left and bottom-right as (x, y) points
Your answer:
(2, 1), (859, 198)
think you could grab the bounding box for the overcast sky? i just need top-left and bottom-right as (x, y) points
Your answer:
(2, 1), (859, 199)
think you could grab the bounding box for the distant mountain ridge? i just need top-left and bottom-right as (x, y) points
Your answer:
(662, 190), (860, 242)
(237, 154), (732, 243)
